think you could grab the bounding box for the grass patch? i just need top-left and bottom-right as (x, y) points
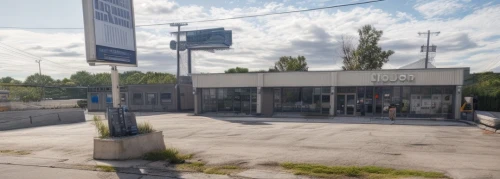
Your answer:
(176, 162), (243, 175)
(203, 165), (242, 175)
(138, 121), (155, 134)
(92, 116), (110, 139)
(281, 163), (448, 179)
(95, 165), (116, 172)
(177, 161), (206, 172)
(0, 150), (31, 155)
(143, 148), (192, 164)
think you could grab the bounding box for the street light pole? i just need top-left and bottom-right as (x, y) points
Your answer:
(170, 23), (188, 112)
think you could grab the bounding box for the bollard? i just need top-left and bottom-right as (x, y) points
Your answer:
(29, 116), (32, 124)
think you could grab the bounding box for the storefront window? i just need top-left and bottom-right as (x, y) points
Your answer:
(357, 87), (365, 115)
(274, 88), (281, 112)
(365, 87), (373, 114)
(282, 88), (301, 112)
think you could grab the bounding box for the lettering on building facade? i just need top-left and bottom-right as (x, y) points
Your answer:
(371, 74), (415, 83)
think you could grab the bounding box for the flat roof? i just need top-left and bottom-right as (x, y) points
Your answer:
(192, 67), (470, 76)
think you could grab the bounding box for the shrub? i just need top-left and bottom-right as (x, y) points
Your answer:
(138, 121), (155, 134)
(92, 116), (110, 138)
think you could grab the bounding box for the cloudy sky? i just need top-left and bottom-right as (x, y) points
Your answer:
(0, 0), (499, 80)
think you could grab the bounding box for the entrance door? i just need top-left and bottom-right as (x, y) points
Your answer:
(336, 94), (356, 116)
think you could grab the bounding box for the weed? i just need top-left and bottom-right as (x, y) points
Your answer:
(177, 161), (206, 172)
(138, 121), (155, 134)
(95, 165), (116, 172)
(281, 163), (448, 178)
(92, 116), (110, 139)
(203, 165), (242, 175)
(143, 148), (192, 164)
(0, 150), (30, 155)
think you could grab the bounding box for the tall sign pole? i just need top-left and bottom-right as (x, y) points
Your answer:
(418, 30), (440, 69)
(170, 23), (188, 112)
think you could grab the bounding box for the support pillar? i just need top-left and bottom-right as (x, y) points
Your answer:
(257, 87), (262, 115)
(193, 88), (199, 115)
(455, 86), (462, 119)
(330, 87), (335, 116)
(111, 66), (120, 108)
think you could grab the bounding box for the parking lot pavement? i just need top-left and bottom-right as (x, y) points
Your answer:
(1, 113), (499, 179)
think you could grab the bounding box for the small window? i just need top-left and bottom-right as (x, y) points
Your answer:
(160, 93), (172, 104)
(132, 93), (143, 105)
(146, 93), (157, 105)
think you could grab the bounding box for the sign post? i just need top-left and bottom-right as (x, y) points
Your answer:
(83, 0), (138, 137)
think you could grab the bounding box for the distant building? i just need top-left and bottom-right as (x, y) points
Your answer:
(400, 58), (436, 69)
(87, 84), (194, 112)
(0, 90), (9, 101)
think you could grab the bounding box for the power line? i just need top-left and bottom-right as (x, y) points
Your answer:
(0, 42), (87, 71)
(0, 0), (384, 30)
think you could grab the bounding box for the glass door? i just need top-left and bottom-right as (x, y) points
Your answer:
(336, 94), (345, 115)
(346, 95), (356, 115)
(337, 94), (356, 116)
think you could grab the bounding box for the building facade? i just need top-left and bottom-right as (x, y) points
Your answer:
(192, 68), (469, 119)
(87, 84), (194, 112)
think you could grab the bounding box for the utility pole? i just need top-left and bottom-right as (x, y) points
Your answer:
(35, 59), (42, 76)
(418, 30), (440, 69)
(35, 59), (44, 100)
(170, 23), (188, 112)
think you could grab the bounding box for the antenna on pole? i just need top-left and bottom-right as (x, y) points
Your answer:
(418, 30), (440, 69)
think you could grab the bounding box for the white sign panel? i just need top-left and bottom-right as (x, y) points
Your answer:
(82, 0), (137, 66)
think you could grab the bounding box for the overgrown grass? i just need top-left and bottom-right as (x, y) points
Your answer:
(95, 165), (116, 172)
(281, 163), (448, 179)
(138, 121), (155, 134)
(143, 148), (193, 164)
(0, 150), (31, 155)
(177, 162), (242, 175)
(203, 165), (242, 175)
(92, 116), (110, 139)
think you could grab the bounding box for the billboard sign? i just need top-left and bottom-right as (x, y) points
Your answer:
(82, 0), (137, 66)
(187, 30), (232, 49)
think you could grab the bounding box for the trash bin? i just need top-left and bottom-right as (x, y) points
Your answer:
(389, 104), (396, 121)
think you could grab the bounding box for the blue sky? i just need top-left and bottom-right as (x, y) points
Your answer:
(0, 0), (499, 80)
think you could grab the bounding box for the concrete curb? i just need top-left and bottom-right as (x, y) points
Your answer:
(459, 120), (499, 133)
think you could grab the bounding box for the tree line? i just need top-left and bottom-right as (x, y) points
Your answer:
(0, 71), (177, 102)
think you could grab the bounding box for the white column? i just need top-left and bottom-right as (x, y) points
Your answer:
(257, 87), (262, 114)
(454, 86), (462, 119)
(330, 87), (335, 116)
(193, 88), (199, 115)
(111, 66), (120, 108)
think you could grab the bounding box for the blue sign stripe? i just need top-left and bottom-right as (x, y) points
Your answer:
(96, 45), (136, 65)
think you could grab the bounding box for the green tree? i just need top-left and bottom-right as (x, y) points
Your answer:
(24, 73), (54, 86)
(272, 56), (308, 72)
(70, 71), (95, 86)
(355, 25), (394, 70)
(341, 25), (394, 70)
(225, 67), (249, 73)
(94, 73), (111, 85)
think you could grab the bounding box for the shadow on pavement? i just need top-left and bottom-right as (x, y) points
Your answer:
(205, 116), (472, 127)
(95, 160), (182, 179)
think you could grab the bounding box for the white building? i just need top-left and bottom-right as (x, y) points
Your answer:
(192, 68), (469, 119)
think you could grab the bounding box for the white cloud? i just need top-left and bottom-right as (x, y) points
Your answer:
(414, 0), (466, 19)
(1, 1), (500, 80)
